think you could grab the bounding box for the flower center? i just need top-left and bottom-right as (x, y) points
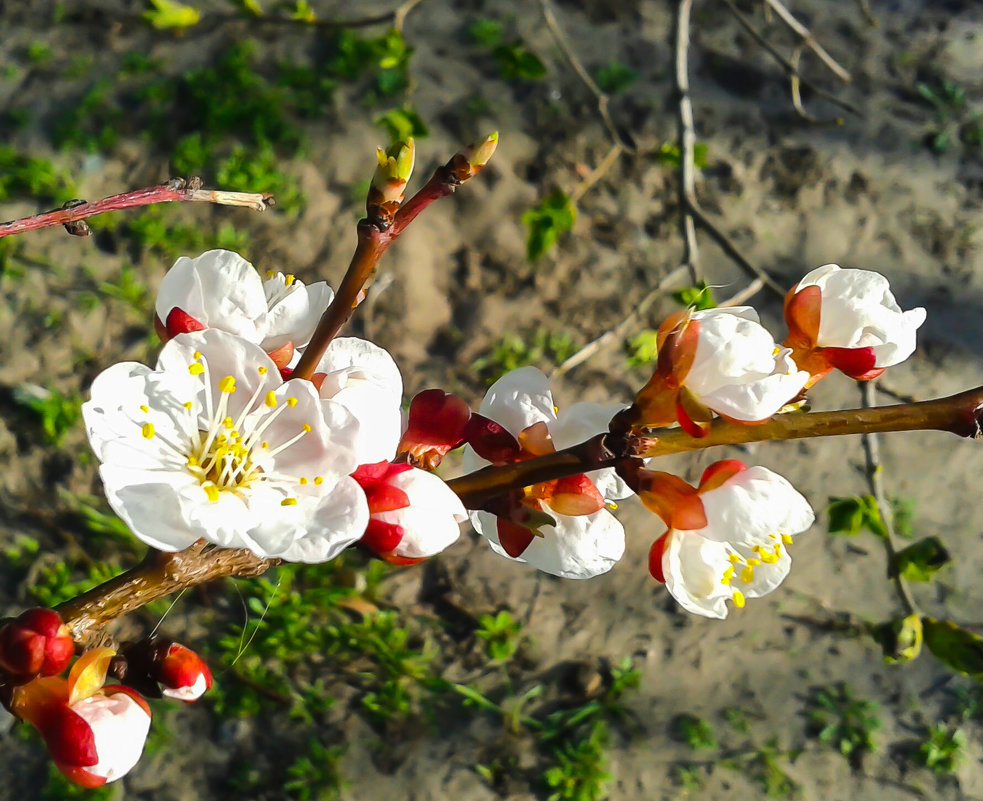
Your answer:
(141, 350), (322, 504)
(718, 533), (793, 609)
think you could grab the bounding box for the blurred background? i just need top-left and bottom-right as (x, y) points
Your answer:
(1, 1), (982, 799)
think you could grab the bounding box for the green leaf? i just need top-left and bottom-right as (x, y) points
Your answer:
(892, 537), (950, 582)
(143, 0), (200, 29)
(468, 19), (503, 48)
(871, 614), (922, 664)
(826, 496), (886, 538)
(494, 43), (547, 81)
(522, 191), (577, 261)
(656, 142), (708, 169)
(592, 61), (637, 94)
(374, 106), (429, 144)
(671, 281), (715, 310)
(625, 330), (660, 367)
(923, 617), (983, 678)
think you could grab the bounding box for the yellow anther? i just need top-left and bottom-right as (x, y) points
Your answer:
(189, 363), (204, 376)
(740, 566), (755, 584)
(218, 376), (237, 393)
(266, 270), (275, 278)
(302, 423), (312, 433)
(187, 457), (199, 467)
(222, 416), (234, 429)
(746, 558), (761, 567)
(314, 476), (324, 485)
(193, 351), (202, 359)
(284, 274), (295, 286)
(265, 391), (277, 408)
(299, 477), (308, 485)
(732, 591), (746, 608)
(261, 441), (269, 449)
(141, 422), (155, 439)
(286, 398), (298, 407)
(760, 551), (778, 564)
(728, 554), (741, 564)
(203, 484), (220, 502)
(183, 401), (193, 410)
(281, 498), (298, 507)
(139, 404), (149, 413)
(608, 502), (618, 510)
(751, 545), (761, 553)
(781, 534), (793, 545)
(258, 366), (268, 375)
(774, 544), (783, 556)
(768, 533), (778, 540)
(721, 566), (734, 585)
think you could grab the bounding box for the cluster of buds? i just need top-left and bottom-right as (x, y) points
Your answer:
(0, 610), (211, 786)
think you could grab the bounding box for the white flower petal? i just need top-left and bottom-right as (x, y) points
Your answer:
(374, 468), (467, 558)
(479, 366), (556, 436)
(261, 275), (335, 351)
(72, 692), (151, 784)
(277, 477), (369, 563)
(474, 507), (625, 579)
(662, 532), (736, 619)
(695, 466), (814, 548)
(156, 250), (268, 343)
(314, 337), (402, 404)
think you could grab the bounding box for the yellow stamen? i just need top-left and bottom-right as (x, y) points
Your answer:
(266, 270), (275, 278)
(193, 351), (202, 359)
(732, 591), (746, 608)
(760, 551), (778, 564)
(781, 534), (793, 545)
(261, 441), (269, 449)
(218, 376), (236, 394)
(281, 498), (298, 506)
(183, 401), (193, 410)
(286, 398), (298, 407)
(299, 477), (308, 485)
(746, 558), (761, 567)
(284, 274), (295, 285)
(203, 484), (220, 502)
(139, 404), (149, 413)
(258, 366), (268, 375)
(265, 391), (277, 408)
(721, 566), (734, 585)
(740, 566), (755, 584)
(189, 363), (204, 375)
(608, 502), (618, 510)
(314, 476), (323, 485)
(187, 457), (199, 467)
(141, 423), (155, 439)
(302, 423), (312, 433)
(728, 554), (741, 564)
(222, 416), (234, 429)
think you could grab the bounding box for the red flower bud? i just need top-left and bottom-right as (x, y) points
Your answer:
(0, 609), (74, 679)
(397, 389), (472, 470)
(156, 644), (213, 703)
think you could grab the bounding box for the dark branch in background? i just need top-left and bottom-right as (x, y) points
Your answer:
(0, 178), (273, 240)
(860, 381), (918, 616)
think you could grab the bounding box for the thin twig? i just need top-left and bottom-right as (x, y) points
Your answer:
(762, 0), (851, 83)
(720, 0), (860, 120)
(550, 265), (691, 379)
(718, 277), (765, 307)
(0, 179), (272, 240)
(860, 380), (919, 616)
(674, 0), (701, 283)
(569, 143), (623, 205)
(539, 0), (635, 153)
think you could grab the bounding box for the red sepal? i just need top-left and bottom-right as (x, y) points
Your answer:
(279, 367), (294, 380)
(550, 474), (605, 516)
(637, 470), (708, 531)
(399, 390), (472, 456)
(361, 519), (404, 554)
(40, 706), (98, 767)
(676, 386), (712, 439)
(164, 307), (206, 338)
(463, 414), (522, 463)
(648, 532), (671, 583)
(266, 341), (295, 371)
(496, 518), (536, 559)
(823, 346), (878, 379)
(54, 762), (107, 789)
(698, 459), (746, 493)
(783, 284), (821, 346)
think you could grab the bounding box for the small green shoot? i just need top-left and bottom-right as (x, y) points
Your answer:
(673, 714), (717, 750)
(891, 537), (950, 582)
(657, 142), (709, 169)
(805, 684), (879, 767)
(542, 721), (611, 801)
(495, 42), (547, 81)
(12, 385), (82, 445)
(672, 281), (716, 310)
(374, 106), (429, 144)
(471, 329), (577, 385)
(826, 496), (887, 538)
(284, 739), (347, 800)
(916, 723), (965, 774)
(476, 610), (523, 662)
(143, 0), (201, 29)
(467, 19), (503, 48)
(592, 62), (637, 94)
(523, 191), (577, 261)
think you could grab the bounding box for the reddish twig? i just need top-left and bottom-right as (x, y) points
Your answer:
(0, 178), (273, 240)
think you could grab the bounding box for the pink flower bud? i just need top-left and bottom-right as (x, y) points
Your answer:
(157, 643), (212, 702)
(43, 686), (152, 787)
(397, 389), (472, 469)
(0, 609), (74, 679)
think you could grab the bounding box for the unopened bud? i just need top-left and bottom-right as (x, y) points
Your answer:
(0, 609), (74, 680)
(462, 131), (499, 171)
(157, 643), (212, 702)
(369, 139), (416, 208)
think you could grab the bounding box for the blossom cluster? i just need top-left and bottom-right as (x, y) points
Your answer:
(3, 249), (925, 785)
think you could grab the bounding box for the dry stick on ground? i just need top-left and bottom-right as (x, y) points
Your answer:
(675, 0), (702, 284)
(0, 179), (273, 240)
(51, 383), (983, 641)
(568, 143), (623, 206)
(762, 0), (852, 83)
(860, 380), (919, 616)
(539, 0), (636, 155)
(719, 0), (860, 121)
(673, 1), (786, 298)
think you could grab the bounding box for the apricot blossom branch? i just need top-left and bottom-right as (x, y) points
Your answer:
(49, 383), (983, 643)
(0, 178), (273, 240)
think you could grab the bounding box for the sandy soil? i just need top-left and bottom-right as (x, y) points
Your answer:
(1, 0), (983, 799)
